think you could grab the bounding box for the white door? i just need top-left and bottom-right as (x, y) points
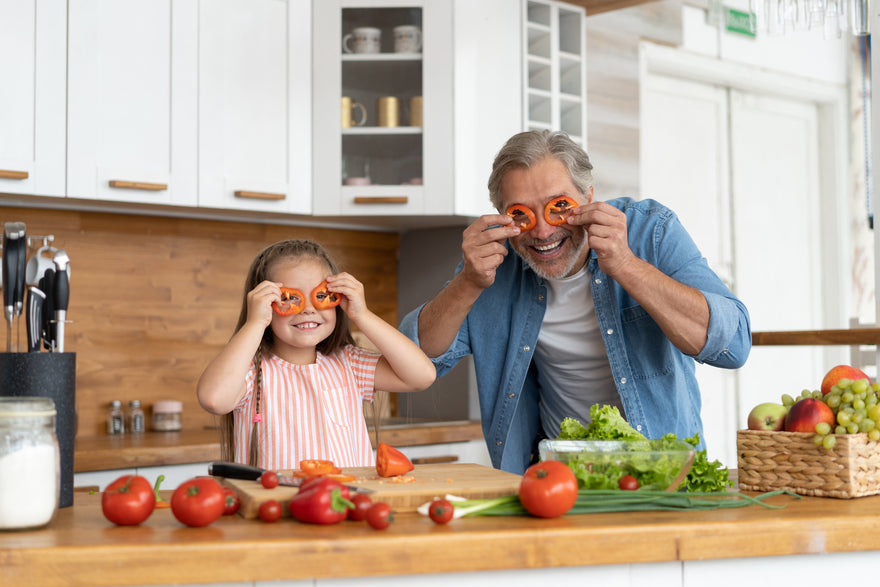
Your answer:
(641, 74), (832, 467)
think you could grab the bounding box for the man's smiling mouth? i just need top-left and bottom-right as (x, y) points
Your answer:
(531, 239), (565, 254)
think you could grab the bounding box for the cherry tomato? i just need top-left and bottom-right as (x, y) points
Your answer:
(258, 499), (283, 523)
(376, 442), (414, 477)
(310, 280), (341, 310)
(366, 502), (393, 530)
(101, 475), (156, 526)
(347, 493), (374, 521)
(272, 287), (305, 316)
(518, 460), (578, 518)
(618, 474), (640, 491)
(170, 477), (226, 527)
(544, 195), (579, 226)
(428, 499), (454, 524)
(222, 487), (241, 516)
(260, 471), (279, 489)
(505, 204), (537, 231)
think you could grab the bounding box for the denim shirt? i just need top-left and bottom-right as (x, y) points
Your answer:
(399, 198), (751, 474)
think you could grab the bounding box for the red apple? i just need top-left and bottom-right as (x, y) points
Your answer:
(821, 364), (870, 395)
(784, 397), (835, 433)
(747, 403), (788, 431)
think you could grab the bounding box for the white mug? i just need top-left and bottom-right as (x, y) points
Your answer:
(26, 245), (59, 286)
(342, 27), (381, 54)
(393, 25), (422, 53)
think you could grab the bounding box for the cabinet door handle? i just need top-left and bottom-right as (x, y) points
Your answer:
(411, 455), (459, 465)
(0, 170), (29, 180)
(108, 180), (168, 191)
(234, 190), (286, 201)
(353, 196), (409, 204)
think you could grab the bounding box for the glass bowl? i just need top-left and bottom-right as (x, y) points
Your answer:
(538, 438), (696, 491)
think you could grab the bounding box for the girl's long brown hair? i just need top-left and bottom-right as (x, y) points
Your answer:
(219, 239), (356, 466)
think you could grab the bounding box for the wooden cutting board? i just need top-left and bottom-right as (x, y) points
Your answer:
(220, 463), (522, 518)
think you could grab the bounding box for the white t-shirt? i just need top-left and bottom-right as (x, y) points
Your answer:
(534, 266), (621, 438)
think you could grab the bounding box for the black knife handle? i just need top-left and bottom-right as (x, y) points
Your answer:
(14, 227), (26, 316)
(3, 228), (18, 311)
(208, 461), (264, 481)
(40, 269), (55, 350)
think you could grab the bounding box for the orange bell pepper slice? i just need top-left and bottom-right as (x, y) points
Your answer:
(544, 196), (578, 226)
(505, 204), (537, 231)
(310, 280), (342, 310)
(272, 287), (305, 316)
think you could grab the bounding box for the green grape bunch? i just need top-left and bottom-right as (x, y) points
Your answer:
(783, 378), (880, 450)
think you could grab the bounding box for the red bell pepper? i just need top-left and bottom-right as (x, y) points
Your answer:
(376, 442), (414, 477)
(288, 478), (353, 524)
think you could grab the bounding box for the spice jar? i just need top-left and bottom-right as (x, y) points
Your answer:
(126, 400), (145, 434)
(151, 400), (183, 432)
(107, 400), (124, 435)
(0, 397), (60, 530)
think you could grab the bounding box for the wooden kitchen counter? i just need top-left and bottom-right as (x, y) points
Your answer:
(74, 421), (485, 472)
(3, 487), (880, 586)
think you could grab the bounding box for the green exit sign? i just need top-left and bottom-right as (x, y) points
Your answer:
(726, 7), (756, 37)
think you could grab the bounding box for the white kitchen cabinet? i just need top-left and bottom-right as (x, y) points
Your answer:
(198, 0), (312, 214)
(67, 0), (198, 206)
(312, 0), (520, 219)
(0, 0), (66, 198)
(523, 0), (587, 146)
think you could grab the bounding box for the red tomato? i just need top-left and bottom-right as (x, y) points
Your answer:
(170, 477), (226, 527)
(258, 499), (283, 523)
(618, 474), (640, 491)
(428, 499), (454, 524)
(518, 460), (578, 518)
(260, 471), (279, 489)
(366, 502), (393, 530)
(222, 487), (241, 516)
(347, 493), (374, 521)
(376, 442), (414, 477)
(101, 475), (156, 526)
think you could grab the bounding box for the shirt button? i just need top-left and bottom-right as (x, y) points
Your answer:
(523, 346), (530, 352)
(620, 377), (627, 384)
(606, 328), (614, 335)
(508, 393), (515, 399)
(538, 295), (544, 301)
(594, 278), (602, 284)
(497, 440), (503, 446)
(636, 425), (642, 431)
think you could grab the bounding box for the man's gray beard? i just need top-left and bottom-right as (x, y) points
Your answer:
(513, 239), (589, 281)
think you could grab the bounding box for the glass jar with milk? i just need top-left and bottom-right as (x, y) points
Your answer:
(0, 397), (59, 530)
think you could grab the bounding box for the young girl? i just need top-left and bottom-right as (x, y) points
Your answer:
(197, 239), (436, 470)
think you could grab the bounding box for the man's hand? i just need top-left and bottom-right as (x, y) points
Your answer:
(460, 213), (521, 290)
(568, 201), (636, 278)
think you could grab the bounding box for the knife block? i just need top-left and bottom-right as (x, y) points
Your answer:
(0, 352), (76, 508)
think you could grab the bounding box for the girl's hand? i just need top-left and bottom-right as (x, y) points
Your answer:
(324, 272), (367, 320)
(246, 280), (282, 329)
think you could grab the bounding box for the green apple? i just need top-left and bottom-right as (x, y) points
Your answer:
(747, 402), (788, 431)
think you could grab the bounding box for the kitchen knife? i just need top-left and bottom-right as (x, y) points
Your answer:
(52, 250), (70, 353)
(40, 268), (55, 351)
(208, 461), (373, 494)
(26, 286), (46, 352)
(3, 223), (25, 351)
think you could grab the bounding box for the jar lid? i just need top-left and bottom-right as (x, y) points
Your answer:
(0, 397), (56, 417)
(153, 400), (183, 413)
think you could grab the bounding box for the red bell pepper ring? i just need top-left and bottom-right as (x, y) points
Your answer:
(272, 287), (305, 316)
(505, 204), (537, 231)
(288, 478), (354, 524)
(376, 442), (414, 477)
(544, 195), (579, 226)
(310, 280), (341, 310)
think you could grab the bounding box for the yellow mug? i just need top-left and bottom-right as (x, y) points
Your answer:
(341, 96), (367, 128)
(409, 96), (423, 127)
(377, 96), (399, 128)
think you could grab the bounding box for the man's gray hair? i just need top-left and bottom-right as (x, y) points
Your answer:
(487, 130), (594, 211)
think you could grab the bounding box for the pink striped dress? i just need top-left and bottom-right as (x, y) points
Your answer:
(232, 345), (380, 470)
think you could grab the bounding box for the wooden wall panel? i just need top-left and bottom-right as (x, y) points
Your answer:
(0, 206), (399, 438)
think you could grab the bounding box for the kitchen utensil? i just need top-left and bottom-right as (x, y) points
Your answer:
(341, 96), (367, 128)
(52, 250), (69, 353)
(218, 463), (523, 519)
(393, 25), (422, 53)
(26, 286), (45, 353)
(26, 244), (59, 286)
(3, 222), (26, 351)
(208, 461), (373, 494)
(342, 26), (381, 54)
(39, 269), (55, 351)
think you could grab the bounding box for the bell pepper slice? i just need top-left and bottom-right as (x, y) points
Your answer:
(376, 442), (414, 478)
(300, 459), (342, 476)
(272, 287), (305, 316)
(544, 196), (579, 226)
(310, 280), (341, 310)
(505, 204), (537, 231)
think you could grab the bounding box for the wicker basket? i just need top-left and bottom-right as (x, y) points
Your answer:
(737, 429), (880, 498)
